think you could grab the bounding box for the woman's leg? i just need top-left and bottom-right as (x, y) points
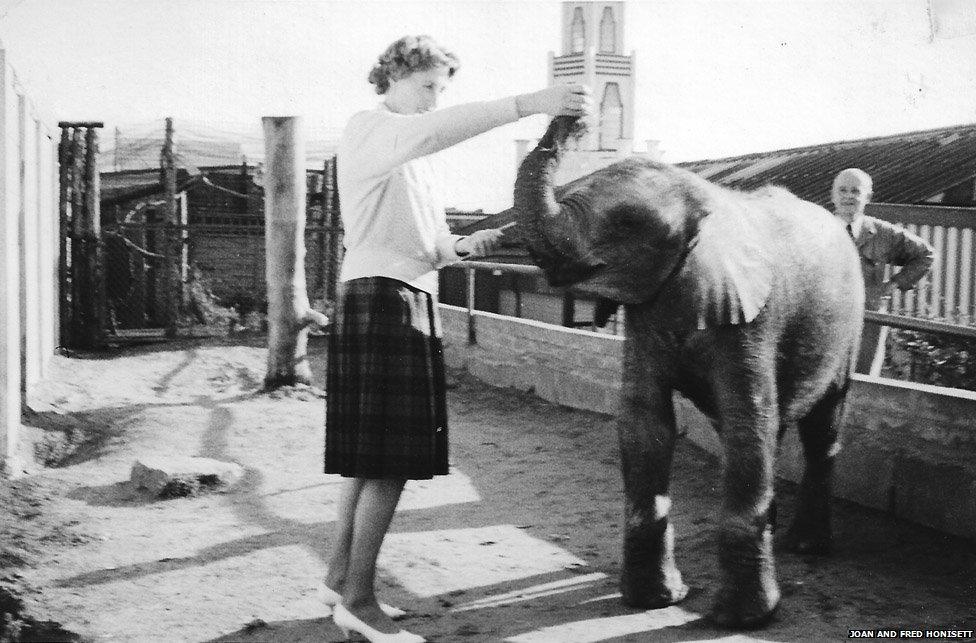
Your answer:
(341, 478), (407, 632)
(324, 477), (365, 591)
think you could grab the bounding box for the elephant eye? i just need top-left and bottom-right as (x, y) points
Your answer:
(603, 203), (682, 251)
(606, 206), (648, 234)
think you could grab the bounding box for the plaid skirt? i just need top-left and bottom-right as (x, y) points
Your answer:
(324, 276), (449, 479)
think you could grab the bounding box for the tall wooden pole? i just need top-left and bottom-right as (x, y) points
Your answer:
(160, 117), (178, 336)
(58, 123), (106, 349)
(315, 159), (328, 298)
(83, 127), (106, 347)
(57, 128), (70, 348)
(56, 122), (106, 350)
(177, 191), (189, 310)
(69, 129), (85, 346)
(262, 116), (327, 389)
(325, 156), (342, 304)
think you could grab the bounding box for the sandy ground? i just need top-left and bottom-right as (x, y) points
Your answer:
(8, 336), (976, 642)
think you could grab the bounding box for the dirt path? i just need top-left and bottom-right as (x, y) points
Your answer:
(9, 337), (976, 642)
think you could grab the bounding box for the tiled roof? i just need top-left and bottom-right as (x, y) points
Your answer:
(676, 122), (976, 207)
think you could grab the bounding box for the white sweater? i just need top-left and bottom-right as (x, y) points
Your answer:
(336, 97), (520, 295)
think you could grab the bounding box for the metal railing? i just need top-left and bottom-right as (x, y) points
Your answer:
(863, 309), (976, 340)
(450, 260), (976, 349)
(454, 261), (543, 344)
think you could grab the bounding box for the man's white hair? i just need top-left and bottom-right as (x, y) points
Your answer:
(832, 167), (873, 193)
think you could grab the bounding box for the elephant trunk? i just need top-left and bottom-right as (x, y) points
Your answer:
(514, 116), (603, 287)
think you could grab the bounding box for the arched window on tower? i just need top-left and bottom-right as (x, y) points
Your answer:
(599, 82), (623, 150)
(571, 7), (586, 53)
(599, 6), (617, 53)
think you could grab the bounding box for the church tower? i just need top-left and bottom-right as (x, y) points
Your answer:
(519, 1), (658, 184)
(551, 1), (634, 153)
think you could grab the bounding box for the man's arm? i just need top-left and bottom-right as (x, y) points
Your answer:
(878, 220), (936, 291)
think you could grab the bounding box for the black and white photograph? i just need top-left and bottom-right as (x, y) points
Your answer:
(0, 1), (974, 641)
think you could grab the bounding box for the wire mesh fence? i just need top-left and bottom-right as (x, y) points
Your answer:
(98, 221), (342, 340)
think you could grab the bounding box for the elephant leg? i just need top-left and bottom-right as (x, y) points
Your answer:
(783, 385), (846, 555)
(616, 371), (688, 608)
(709, 363), (780, 628)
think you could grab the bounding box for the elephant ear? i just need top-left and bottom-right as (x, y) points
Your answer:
(652, 200), (775, 330)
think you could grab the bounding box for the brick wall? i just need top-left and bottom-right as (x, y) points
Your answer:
(441, 305), (976, 540)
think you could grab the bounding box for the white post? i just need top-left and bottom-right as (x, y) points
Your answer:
(20, 97), (40, 395)
(37, 122), (56, 376)
(0, 49), (23, 476)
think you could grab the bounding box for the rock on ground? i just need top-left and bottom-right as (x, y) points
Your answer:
(130, 456), (244, 498)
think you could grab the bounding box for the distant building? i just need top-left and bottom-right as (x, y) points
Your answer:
(513, 1), (660, 184)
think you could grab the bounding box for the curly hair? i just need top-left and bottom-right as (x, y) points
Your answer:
(368, 35), (460, 95)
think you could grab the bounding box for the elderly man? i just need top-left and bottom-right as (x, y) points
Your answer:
(831, 168), (935, 374)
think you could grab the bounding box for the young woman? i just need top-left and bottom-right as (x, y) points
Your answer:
(323, 34), (591, 643)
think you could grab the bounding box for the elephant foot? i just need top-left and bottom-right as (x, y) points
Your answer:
(620, 567), (689, 609)
(620, 521), (688, 608)
(707, 585), (780, 630)
(782, 523), (832, 556)
(712, 522), (779, 628)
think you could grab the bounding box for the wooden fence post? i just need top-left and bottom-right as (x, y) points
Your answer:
(325, 156), (342, 304)
(59, 123), (105, 349)
(261, 116), (327, 389)
(178, 191), (189, 310)
(129, 210), (148, 327)
(315, 159), (332, 299)
(84, 126), (106, 347)
(69, 128), (84, 346)
(160, 117), (179, 336)
(57, 127), (70, 348)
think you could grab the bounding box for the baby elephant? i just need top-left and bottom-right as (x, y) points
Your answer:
(513, 116), (863, 627)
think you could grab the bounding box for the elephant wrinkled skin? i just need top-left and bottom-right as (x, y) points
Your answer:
(513, 117), (864, 628)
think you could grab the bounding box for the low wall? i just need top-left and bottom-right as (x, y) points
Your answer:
(441, 305), (976, 540)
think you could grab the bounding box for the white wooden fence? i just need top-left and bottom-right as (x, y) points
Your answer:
(868, 203), (976, 325)
(0, 46), (60, 477)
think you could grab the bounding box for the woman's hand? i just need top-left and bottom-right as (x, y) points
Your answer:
(455, 228), (505, 258)
(516, 84), (593, 118)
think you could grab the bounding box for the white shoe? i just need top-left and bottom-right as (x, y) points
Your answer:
(332, 604), (425, 643)
(319, 583), (407, 620)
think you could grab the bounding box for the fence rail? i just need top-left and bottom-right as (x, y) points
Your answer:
(448, 260), (976, 347)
